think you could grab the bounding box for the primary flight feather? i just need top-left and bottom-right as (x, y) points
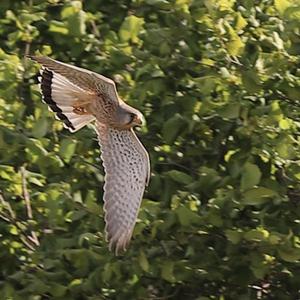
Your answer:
(28, 56), (150, 254)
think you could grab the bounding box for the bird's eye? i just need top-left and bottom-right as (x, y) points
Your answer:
(128, 113), (136, 124)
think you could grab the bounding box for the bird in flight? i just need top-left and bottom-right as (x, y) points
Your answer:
(28, 56), (150, 254)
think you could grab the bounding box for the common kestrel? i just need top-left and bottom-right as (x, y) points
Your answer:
(28, 56), (150, 254)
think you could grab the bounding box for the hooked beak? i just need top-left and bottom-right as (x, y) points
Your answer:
(134, 114), (145, 126)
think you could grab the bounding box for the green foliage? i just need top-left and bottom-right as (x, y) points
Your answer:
(0, 0), (300, 299)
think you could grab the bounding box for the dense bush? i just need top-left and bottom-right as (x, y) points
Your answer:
(1, 0), (300, 299)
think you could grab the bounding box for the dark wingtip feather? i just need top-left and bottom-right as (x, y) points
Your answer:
(40, 69), (75, 131)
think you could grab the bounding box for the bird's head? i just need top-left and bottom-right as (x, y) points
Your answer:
(118, 102), (145, 128)
(129, 111), (145, 127)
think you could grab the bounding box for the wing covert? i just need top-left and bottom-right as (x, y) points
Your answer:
(28, 55), (119, 107)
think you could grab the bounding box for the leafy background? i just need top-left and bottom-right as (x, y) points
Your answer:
(0, 0), (300, 299)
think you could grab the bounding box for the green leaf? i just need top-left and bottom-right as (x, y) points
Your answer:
(176, 205), (200, 226)
(244, 228), (269, 242)
(65, 210), (87, 222)
(284, 6), (300, 20)
(26, 138), (48, 156)
(145, 0), (172, 9)
(241, 162), (261, 190)
(78, 232), (96, 246)
(278, 246), (300, 262)
(162, 114), (186, 144)
(243, 187), (277, 205)
(225, 229), (243, 244)
(31, 117), (48, 138)
(269, 233), (282, 245)
(28, 176), (45, 187)
(46, 155), (64, 169)
(27, 279), (49, 294)
(279, 119), (290, 130)
(49, 20), (69, 35)
(241, 70), (261, 93)
(165, 170), (193, 185)
(61, 1), (82, 18)
(218, 103), (240, 119)
(235, 12), (247, 31)
(250, 253), (270, 279)
(59, 138), (77, 163)
(119, 15), (144, 43)
(217, 0), (236, 11)
(8, 225), (18, 235)
(49, 283), (67, 297)
(138, 250), (149, 272)
(276, 137), (296, 159)
(225, 23), (245, 55)
(275, 0), (292, 14)
(161, 261), (175, 282)
(69, 278), (82, 287)
(67, 10), (86, 37)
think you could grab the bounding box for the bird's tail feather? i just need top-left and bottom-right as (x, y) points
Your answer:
(38, 68), (95, 132)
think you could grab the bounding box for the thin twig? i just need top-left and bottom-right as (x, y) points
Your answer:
(0, 214), (35, 251)
(0, 190), (16, 219)
(156, 161), (198, 175)
(90, 19), (100, 37)
(0, 192), (36, 251)
(74, 156), (103, 171)
(24, 42), (31, 60)
(20, 166), (40, 246)
(0, 214), (10, 222)
(21, 166), (33, 219)
(20, 235), (36, 251)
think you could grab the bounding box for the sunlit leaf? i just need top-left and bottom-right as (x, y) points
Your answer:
(49, 21), (69, 35)
(119, 15), (144, 43)
(274, 0), (292, 14)
(225, 23), (245, 55)
(59, 138), (77, 163)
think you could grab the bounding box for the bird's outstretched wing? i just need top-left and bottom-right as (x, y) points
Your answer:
(28, 55), (121, 132)
(96, 121), (150, 254)
(28, 55), (119, 106)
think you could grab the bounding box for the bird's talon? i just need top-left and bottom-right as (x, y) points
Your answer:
(73, 106), (88, 115)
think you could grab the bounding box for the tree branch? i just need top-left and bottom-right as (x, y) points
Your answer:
(0, 190), (37, 251)
(0, 190), (16, 219)
(20, 166), (39, 246)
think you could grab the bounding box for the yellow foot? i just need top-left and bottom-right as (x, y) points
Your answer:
(73, 106), (89, 115)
